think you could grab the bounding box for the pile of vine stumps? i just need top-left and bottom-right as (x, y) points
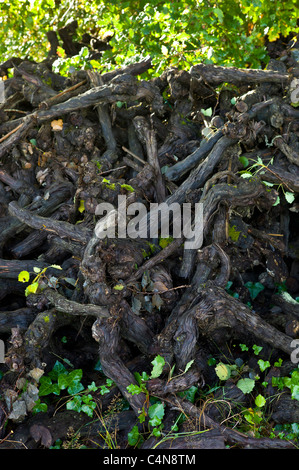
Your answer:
(0, 31), (299, 450)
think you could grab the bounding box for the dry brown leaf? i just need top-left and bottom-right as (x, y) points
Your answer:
(30, 424), (53, 448)
(51, 119), (63, 131)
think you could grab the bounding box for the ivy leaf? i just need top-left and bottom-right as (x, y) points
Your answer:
(150, 355), (165, 379)
(38, 376), (56, 397)
(291, 385), (299, 401)
(252, 345), (263, 355)
(66, 396), (82, 413)
(48, 361), (67, 380)
(257, 359), (271, 372)
(81, 404), (95, 417)
(68, 381), (84, 395)
(245, 281), (264, 300)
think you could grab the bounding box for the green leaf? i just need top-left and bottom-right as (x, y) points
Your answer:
(273, 196), (280, 206)
(184, 359), (194, 373)
(25, 281), (39, 296)
(291, 385), (299, 401)
(127, 384), (144, 395)
(215, 363), (231, 381)
(113, 284), (124, 291)
(38, 376), (55, 396)
(245, 281), (265, 300)
(236, 378), (255, 394)
(148, 402), (165, 426)
(120, 183), (134, 192)
(57, 374), (70, 390)
(239, 156), (249, 168)
(285, 191), (295, 204)
(32, 399), (48, 413)
(66, 396), (82, 413)
(159, 236), (173, 249)
(88, 381), (98, 392)
(18, 270), (30, 283)
(128, 425), (142, 446)
(150, 355), (165, 379)
(50, 264), (63, 270)
(177, 385), (198, 403)
(214, 7), (224, 23)
(78, 199), (85, 213)
(252, 345), (263, 355)
(152, 427), (162, 437)
(68, 381), (84, 395)
(258, 359), (270, 372)
(201, 107), (213, 117)
(255, 394), (266, 407)
(48, 361), (67, 380)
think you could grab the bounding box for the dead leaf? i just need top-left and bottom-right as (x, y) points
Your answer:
(51, 119), (63, 131)
(30, 424), (53, 448)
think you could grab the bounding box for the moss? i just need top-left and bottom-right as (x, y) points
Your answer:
(228, 225), (241, 241)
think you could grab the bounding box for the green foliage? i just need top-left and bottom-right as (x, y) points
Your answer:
(272, 368), (299, 401)
(239, 156), (296, 206)
(245, 281), (265, 300)
(211, 343), (299, 440)
(33, 360), (114, 417)
(18, 264), (63, 297)
(1, 1), (298, 77)
(126, 355), (196, 446)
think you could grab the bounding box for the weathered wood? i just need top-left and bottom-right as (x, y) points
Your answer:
(191, 63), (289, 86)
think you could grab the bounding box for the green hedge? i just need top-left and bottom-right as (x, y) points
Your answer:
(0, 0), (298, 76)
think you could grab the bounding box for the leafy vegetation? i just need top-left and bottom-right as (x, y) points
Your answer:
(1, 0), (298, 77)
(212, 344), (299, 439)
(33, 360), (114, 417)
